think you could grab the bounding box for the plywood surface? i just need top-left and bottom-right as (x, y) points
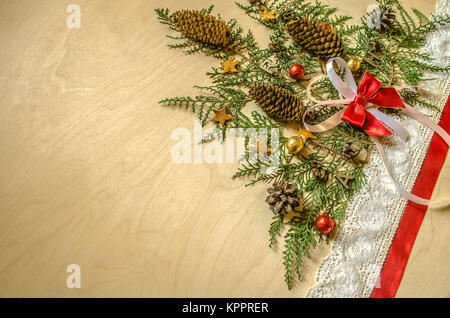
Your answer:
(0, 0), (447, 297)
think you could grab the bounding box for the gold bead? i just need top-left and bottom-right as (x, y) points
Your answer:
(347, 58), (361, 72)
(285, 136), (304, 154)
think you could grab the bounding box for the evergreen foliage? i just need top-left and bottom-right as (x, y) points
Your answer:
(156, 0), (448, 289)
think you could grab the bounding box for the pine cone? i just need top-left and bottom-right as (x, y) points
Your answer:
(172, 10), (231, 47)
(310, 161), (327, 181)
(286, 17), (344, 59)
(369, 40), (383, 53)
(269, 41), (283, 53)
(367, 5), (396, 33)
(278, 10), (296, 23)
(249, 83), (303, 122)
(266, 180), (300, 215)
(342, 142), (359, 158)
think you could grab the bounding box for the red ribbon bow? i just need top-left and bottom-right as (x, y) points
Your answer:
(342, 72), (405, 136)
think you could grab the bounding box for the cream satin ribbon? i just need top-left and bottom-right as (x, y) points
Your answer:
(303, 57), (450, 207)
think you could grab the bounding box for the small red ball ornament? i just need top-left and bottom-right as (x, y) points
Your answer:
(315, 214), (334, 234)
(289, 64), (305, 80)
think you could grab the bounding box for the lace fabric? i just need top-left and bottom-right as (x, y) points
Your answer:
(307, 0), (450, 298)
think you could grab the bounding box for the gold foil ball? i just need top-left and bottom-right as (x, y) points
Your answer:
(286, 136), (304, 154)
(347, 58), (361, 73)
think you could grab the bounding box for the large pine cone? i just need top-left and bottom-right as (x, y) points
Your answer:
(249, 83), (303, 122)
(266, 180), (300, 215)
(172, 10), (231, 47)
(286, 17), (344, 59)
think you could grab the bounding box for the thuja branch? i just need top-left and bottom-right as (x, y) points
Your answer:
(156, 0), (449, 290)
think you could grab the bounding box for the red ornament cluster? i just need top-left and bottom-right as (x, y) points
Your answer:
(314, 214), (334, 234)
(289, 64), (305, 80)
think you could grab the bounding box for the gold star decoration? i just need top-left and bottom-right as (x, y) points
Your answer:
(259, 8), (276, 21)
(211, 106), (233, 127)
(297, 126), (317, 141)
(220, 57), (239, 73)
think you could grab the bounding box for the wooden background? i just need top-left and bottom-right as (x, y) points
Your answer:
(0, 0), (448, 297)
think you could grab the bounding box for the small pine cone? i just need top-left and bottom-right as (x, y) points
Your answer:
(172, 10), (231, 47)
(310, 161), (327, 181)
(368, 5), (396, 33)
(278, 10), (296, 23)
(342, 142), (359, 158)
(266, 180), (300, 215)
(286, 17), (344, 59)
(369, 40), (383, 52)
(269, 41), (283, 53)
(249, 83), (304, 122)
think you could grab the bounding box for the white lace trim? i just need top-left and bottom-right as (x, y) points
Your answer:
(307, 0), (450, 298)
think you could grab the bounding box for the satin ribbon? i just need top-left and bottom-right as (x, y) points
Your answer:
(303, 57), (450, 206)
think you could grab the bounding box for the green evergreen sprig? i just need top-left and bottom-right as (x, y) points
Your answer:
(156, 0), (449, 289)
(354, 0), (449, 107)
(155, 6), (247, 59)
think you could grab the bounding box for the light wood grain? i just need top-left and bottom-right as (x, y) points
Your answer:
(0, 0), (447, 298)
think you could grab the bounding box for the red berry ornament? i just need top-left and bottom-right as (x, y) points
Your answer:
(289, 64), (305, 80)
(315, 214), (334, 234)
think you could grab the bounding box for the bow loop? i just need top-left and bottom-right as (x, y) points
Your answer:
(357, 72), (382, 99)
(369, 87), (405, 109)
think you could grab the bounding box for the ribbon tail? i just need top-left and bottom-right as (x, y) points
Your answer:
(367, 108), (410, 141)
(372, 136), (450, 207)
(402, 104), (450, 145)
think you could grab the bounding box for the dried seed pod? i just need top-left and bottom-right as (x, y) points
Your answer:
(310, 161), (328, 181)
(278, 9), (296, 23)
(342, 142), (359, 158)
(269, 41), (283, 53)
(367, 5), (396, 33)
(266, 180), (300, 215)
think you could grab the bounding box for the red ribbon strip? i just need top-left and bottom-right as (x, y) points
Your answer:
(370, 94), (450, 298)
(342, 72), (405, 136)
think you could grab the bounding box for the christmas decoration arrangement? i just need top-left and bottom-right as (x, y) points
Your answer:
(156, 0), (450, 289)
